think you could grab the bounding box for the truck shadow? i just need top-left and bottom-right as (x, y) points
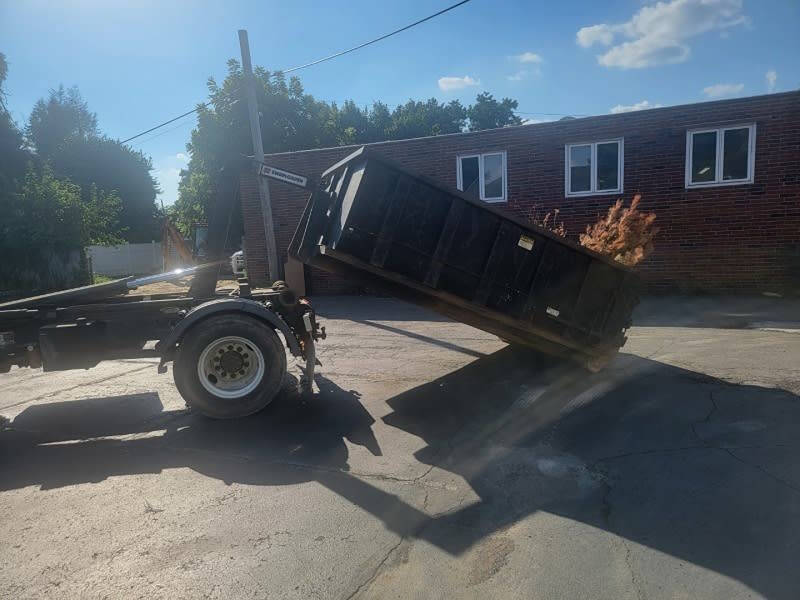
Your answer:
(2, 350), (798, 599)
(0, 374), (379, 490)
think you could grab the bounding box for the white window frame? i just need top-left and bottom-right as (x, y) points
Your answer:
(564, 138), (624, 198)
(456, 151), (507, 203)
(685, 123), (756, 188)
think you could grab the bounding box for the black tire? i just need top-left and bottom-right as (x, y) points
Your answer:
(173, 314), (287, 419)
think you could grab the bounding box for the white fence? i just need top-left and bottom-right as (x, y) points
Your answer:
(87, 242), (163, 276)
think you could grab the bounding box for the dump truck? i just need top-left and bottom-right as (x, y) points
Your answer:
(1, 148), (639, 420)
(290, 147), (640, 370)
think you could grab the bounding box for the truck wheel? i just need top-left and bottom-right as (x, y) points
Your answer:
(173, 314), (287, 418)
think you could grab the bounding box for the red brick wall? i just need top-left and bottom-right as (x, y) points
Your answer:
(241, 91), (800, 294)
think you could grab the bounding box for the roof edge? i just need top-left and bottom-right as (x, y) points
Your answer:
(263, 90), (800, 159)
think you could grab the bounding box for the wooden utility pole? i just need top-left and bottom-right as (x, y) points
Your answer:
(238, 29), (280, 282)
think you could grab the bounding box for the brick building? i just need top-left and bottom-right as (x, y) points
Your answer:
(240, 91), (800, 295)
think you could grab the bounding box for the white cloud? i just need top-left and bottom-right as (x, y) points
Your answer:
(577, 24), (614, 48)
(438, 75), (480, 92)
(176, 152), (189, 163)
(766, 69), (777, 93)
(514, 52), (543, 64)
(507, 71), (526, 82)
(576, 0), (748, 69)
(610, 100), (663, 113)
(703, 82), (744, 98)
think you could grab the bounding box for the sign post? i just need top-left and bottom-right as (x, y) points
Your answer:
(238, 29), (281, 282)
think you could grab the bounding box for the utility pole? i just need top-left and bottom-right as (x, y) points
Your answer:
(238, 29), (281, 282)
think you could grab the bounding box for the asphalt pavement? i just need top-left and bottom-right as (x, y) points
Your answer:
(1, 296), (799, 599)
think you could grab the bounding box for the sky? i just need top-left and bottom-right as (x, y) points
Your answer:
(1, 0), (797, 206)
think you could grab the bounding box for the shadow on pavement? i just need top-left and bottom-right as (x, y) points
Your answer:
(383, 347), (800, 599)
(2, 349), (798, 599)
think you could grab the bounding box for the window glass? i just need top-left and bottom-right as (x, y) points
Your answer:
(691, 131), (717, 183)
(483, 153), (504, 199)
(459, 156), (480, 198)
(723, 127), (749, 180)
(596, 142), (619, 191)
(569, 145), (591, 193)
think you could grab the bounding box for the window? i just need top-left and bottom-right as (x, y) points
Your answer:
(457, 151), (507, 202)
(686, 124), (755, 187)
(565, 139), (623, 197)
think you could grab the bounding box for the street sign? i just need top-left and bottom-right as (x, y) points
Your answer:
(259, 163), (309, 188)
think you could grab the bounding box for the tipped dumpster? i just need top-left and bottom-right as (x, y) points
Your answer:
(289, 147), (641, 369)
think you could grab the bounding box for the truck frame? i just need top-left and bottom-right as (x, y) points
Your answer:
(1, 162), (325, 419)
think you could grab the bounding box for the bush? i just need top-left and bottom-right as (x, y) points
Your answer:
(579, 194), (658, 267)
(525, 206), (566, 237)
(0, 167), (123, 291)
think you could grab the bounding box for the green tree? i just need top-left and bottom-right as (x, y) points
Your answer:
(52, 136), (160, 242)
(0, 53), (31, 191)
(26, 85), (98, 158)
(0, 166), (122, 250)
(25, 85), (159, 242)
(387, 98), (467, 139)
(173, 62), (518, 229)
(467, 92), (522, 131)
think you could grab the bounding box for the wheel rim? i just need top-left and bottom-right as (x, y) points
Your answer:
(197, 336), (265, 399)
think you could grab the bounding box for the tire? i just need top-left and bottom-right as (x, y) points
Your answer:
(173, 314), (287, 418)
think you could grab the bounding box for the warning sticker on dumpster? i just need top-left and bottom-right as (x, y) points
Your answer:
(518, 235), (535, 251)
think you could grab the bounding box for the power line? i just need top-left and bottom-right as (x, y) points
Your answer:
(121, 105), (206, 144)
(119, 0), (473, 145)
(134, 115), (197, 146)
(279, 0), (472, 74)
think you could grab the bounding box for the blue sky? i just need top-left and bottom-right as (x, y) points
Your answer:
(1, 0), (797, 205)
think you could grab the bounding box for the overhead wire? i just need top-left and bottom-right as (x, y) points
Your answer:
(279, 0), (472, 74)
(119, 0), (473, 145)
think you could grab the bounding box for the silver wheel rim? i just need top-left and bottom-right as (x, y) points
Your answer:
(197, 336), (265, 399)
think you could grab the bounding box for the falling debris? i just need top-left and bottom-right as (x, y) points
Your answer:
(580, 194), (658, 267)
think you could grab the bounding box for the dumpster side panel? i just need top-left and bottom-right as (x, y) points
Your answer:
(293, 147), (640, 361)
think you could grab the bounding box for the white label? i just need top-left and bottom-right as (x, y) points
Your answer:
(260, 164), (308, 188)
(546, 307), (560, 317)
(518, 235), (535, 251)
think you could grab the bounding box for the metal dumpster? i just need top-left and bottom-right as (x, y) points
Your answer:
(289, 147), (641, 368)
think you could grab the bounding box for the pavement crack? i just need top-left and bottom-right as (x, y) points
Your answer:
(590, 445), (707, 469)
(691, 389), (718, 443)
(344, 537), (404, 600)
(722, 448), (800, 495)
(620, 537), (646, 600)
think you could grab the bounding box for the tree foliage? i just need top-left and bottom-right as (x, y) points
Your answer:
(0, 53), (29, 191)
(22, 85), (160, 242)
(467, 92), (523, 131)
(51, 136), (160, 241)
(0, 54), (127, 290)
(173, 60), (521, 231)
(0, 166), (122, 251)
(26, 85), (99, 159)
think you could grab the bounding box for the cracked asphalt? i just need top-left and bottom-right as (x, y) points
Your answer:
(1, 296), (799, 599)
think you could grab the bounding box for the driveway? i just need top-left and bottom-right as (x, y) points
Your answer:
(1, 296), (799, 599)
